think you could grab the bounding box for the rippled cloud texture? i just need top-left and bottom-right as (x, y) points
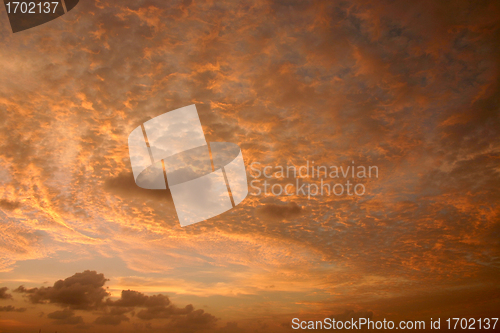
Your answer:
(0, 0), (499, 331)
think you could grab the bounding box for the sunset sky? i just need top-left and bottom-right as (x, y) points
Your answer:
(0, 0), (499, 332)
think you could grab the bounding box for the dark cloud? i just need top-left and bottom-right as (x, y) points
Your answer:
(0, 287), (12, 300)
(104, 171), (174, 202)
(256, 202), (304, 220)
(169, 309), (218, 332)
(0, 199), (21, 211)
(107, 289), (206, 323)
(136, 303), (194, 321)
(15, 270), (109, 310)
(0, 305), (27, 312)
(106, 289), (148, 307)
(94, 307), (131, 326)
(15, 272), (217, 330)
(47, 309), (84, 325)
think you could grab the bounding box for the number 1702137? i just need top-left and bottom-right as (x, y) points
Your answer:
(5, 2), (59, 14)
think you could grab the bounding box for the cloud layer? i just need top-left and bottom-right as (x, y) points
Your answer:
(0, 0), (499, 331)
(11, 271), (217, 331)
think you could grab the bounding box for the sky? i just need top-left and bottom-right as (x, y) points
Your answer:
(0, 0), (499, 332)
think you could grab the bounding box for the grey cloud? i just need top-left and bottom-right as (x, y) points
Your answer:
(169, 308), (218, 332)
(104, 171), (174, 202)
(0, 287), (12, 300)
(15, 271), (217, 329)
(257, 202), (304, 220)
(47, 309), (84, 325)
(0, 305), (27, 312)
(15, 270), (109, 310)
(0, 199), (21, 211)
(94, 307), (131, 326)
